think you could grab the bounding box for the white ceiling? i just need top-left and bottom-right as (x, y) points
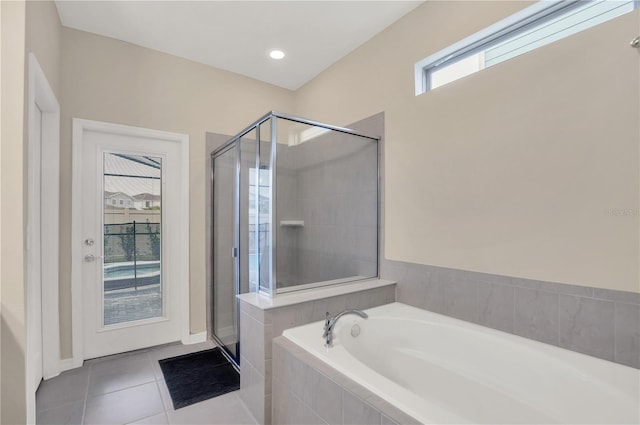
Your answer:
(54, 1), (423, 90)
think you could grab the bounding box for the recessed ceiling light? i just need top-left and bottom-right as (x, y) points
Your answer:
(269, 50), (285, 60)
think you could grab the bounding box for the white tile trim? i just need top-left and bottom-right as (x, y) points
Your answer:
(58, 358), (77, 373)
(181, 331), (207, 345)
(237, 278), (396, 310)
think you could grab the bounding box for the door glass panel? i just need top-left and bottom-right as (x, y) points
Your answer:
(212, 146), (238, 358)
(274, 118), (378, 289)
(103, 153), (162, 326)
(258, 119), (273, 294)
(240, 129), (257, 295)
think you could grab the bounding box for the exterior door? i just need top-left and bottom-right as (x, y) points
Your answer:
(77, 122), (187, 359)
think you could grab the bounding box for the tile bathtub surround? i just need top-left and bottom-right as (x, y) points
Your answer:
(382, 258), (640, 369)
(238, 283), (396, 425)
(36, 341), (257, 425)
(272, 336), (420, 425)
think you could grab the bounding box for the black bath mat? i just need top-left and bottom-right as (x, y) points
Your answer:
(159, 348), (240, 409)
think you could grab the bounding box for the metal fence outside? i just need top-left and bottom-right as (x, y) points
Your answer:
(104, 220), (161, 291)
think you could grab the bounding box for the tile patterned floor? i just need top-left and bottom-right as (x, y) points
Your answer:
(36, 341), (257, 425)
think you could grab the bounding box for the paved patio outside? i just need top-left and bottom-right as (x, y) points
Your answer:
(104, 284), (162, 325)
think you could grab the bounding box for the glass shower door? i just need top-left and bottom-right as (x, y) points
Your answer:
(212, 145), (239, 361)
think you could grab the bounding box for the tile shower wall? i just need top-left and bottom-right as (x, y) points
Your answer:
(276, 125), (378, 288)
(239, 284), (396, 425)
(381, 259), (640, 369)
(274, 149), (300, 287)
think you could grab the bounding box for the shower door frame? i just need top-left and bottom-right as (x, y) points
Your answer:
(211, 141), (241, 367)
(212, 110), (381, 291)
(210, 111), (381, 365)
(263, 111), (381, 296)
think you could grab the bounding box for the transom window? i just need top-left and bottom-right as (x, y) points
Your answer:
(415, 0), (636, 94)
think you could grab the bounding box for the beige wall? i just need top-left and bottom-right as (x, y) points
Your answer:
(0, 1), (63, 422)
(296, 1), (640, 293)
(1, 1), (27, 423)
(26, 0), (61, 97)
(1, 0), (3, 418)
(59, 27), (295, 356)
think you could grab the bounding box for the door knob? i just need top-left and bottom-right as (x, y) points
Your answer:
(84, 254), (103, 262)
(85, 238), (95, 246)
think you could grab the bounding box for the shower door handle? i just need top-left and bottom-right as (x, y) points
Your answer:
(231, 247), (238, 258)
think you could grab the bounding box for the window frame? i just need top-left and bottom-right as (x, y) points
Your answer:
(414, 0), (636, 95)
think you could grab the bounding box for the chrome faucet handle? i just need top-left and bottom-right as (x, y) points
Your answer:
(323, 309), (368, 348)
(322, 312), (331, 337)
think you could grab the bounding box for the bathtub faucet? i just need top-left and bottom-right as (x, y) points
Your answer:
(323, 309), (368, 347)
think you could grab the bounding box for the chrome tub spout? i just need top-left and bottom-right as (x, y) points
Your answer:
(323, 309), (368, 347)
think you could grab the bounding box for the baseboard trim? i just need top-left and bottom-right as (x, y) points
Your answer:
(182, 331), (207, 345)
(59, 358), (79, 373)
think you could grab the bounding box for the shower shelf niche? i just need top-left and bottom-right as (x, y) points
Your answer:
(279, 220), (304, 227)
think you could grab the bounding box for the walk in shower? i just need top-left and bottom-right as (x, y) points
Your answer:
(210, 112), (379, 364)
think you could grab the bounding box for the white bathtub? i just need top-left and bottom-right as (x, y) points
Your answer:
(282, 302), (640, 424)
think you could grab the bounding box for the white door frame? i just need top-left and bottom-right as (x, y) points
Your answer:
(71, 118), (190, 367)
(26, 53), (61, 422)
